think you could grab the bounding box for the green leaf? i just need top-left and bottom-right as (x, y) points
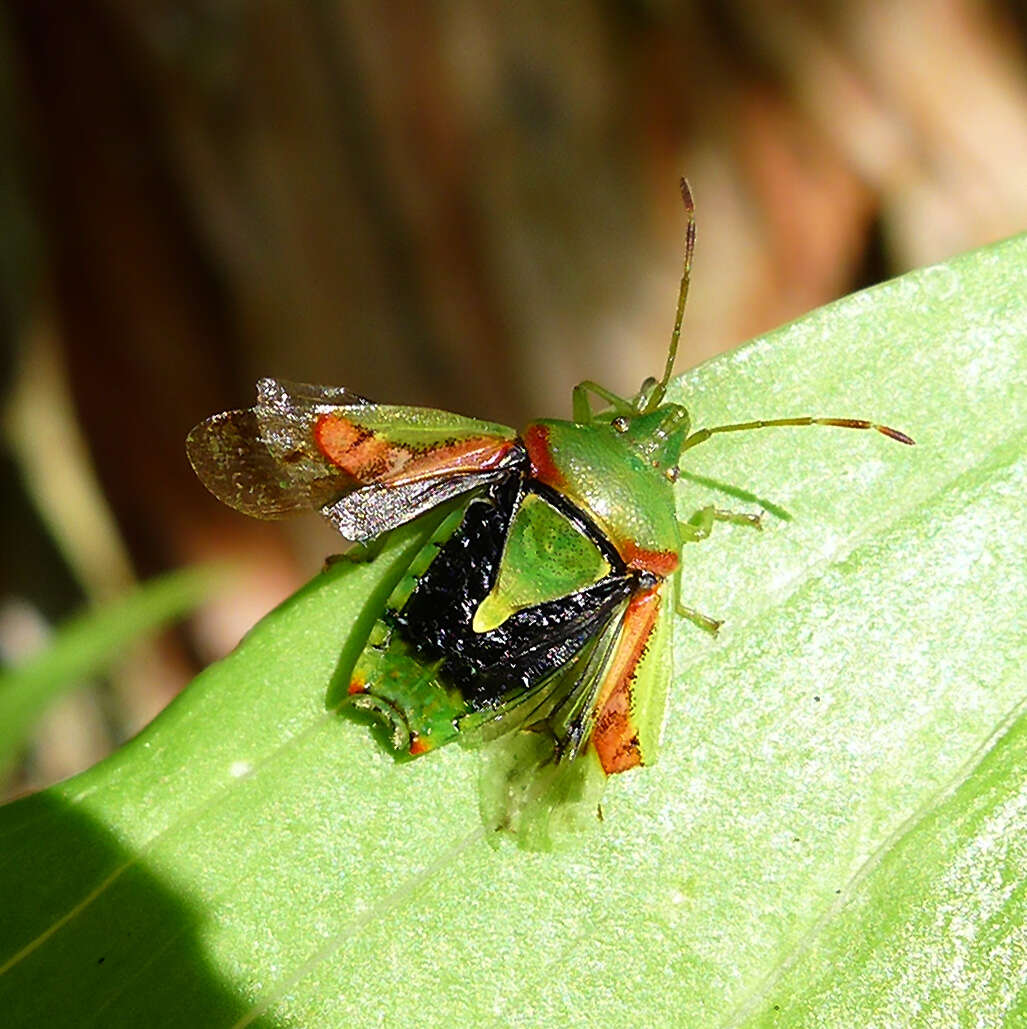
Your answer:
(0, 568), (220, 782)
(1, 236), (1024, 1026)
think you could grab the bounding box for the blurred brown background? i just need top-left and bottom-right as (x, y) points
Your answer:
(2, 0), (1026, 794)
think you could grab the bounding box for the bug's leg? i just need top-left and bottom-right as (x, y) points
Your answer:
(633, 377), (661, 412)
(710, 508), (764, 531)
(676, 603), (723, 637)
(572, 381), (635, 424)
(679, 505), (764, 544)
(673, 563), (723, 636)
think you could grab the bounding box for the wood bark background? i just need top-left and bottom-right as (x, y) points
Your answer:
(2, 0), (1026, 789)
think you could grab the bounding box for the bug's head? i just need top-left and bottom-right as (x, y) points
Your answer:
(611, 402), (691, 481)
(611, 179), (914, 464)
(626, 179), (915, 460)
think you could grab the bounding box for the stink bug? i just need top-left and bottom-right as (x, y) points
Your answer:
(187, 181), (913, 847)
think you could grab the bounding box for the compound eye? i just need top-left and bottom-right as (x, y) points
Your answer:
(612, 416), (630, 433)
(665, 465), (680, 482)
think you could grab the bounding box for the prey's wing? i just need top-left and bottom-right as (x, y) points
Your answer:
(187, 377), (521, 538)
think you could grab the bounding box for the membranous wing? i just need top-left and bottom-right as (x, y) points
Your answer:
(186, 378), (523, 539)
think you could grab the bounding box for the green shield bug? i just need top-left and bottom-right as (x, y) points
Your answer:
(187, 180), (913, 846)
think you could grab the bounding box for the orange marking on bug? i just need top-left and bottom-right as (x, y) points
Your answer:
(315, 413), (394, 479)
(386, 437), (517, 486)
(347, 678), (366, 695)
(621, 541), (679, 577)
(316, 412), (515, 485)
(523, 424), (566, 490)
(409, 736), (431, 756)
(591, 586), (662, 775)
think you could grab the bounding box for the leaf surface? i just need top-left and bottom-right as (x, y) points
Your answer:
(1, 236), (1024, 1027)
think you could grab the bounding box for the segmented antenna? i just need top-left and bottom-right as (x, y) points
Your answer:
(682, 416), (915, 452)
(648, 178), (695, 412)
(652, 180), (914, 450)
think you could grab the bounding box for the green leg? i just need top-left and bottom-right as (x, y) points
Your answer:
(676, 603), (723, 636)
(679, 505), (763, 544)
(572, 381), (635, 424)
(632, 376), (661, 413)
(675, 506), (762, 635)
(672, 566), (723, 636)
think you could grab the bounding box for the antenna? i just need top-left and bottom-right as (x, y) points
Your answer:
(649, 178), (695, 412)
(682, 416), (915, 452)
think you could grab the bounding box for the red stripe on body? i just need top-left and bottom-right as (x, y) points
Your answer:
(591, 586), (662, 775)
(621, 541), (679, 576)
(523, 424), (565, 490)
(524, 424), (677, 576)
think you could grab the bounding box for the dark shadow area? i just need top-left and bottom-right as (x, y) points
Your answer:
(0, 790), (280, 1028)
(0, 451), (82, 620)
(678, 470), (794, 522)
(323, 535), (433, 765)
(323, 508), (455, 713)
(850, 212), (890, 293)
